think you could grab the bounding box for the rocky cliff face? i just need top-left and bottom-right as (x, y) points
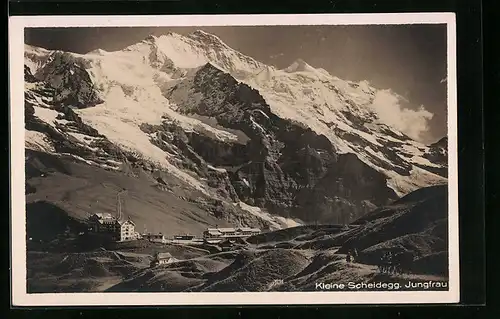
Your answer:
(160, 63), (398, 223)
(25, 65), (38, 83)
(25, 65), (145, 173)
(34, 52), (103, 108)
(422, 137), (448, 177)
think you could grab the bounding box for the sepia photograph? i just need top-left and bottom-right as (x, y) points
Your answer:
(10, 13), (458, 305)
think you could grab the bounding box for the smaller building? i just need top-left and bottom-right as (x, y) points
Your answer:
(87, 213), (137, 242)
(150, 252), (176, 267)
(88, 213), (116, 233)
(117, 219), (136, 241)
(204, 228), (223, 239)
(203, 226), (261, 239)
(218, 237), (247, 251)
(173, 234), (195, 241)
(219, 239), (235, 251)
(143, 233), (167, 243)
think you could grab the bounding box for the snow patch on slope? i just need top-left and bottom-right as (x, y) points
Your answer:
(33, 105), (59, 126)
(76, 104), (209, 195)
(234, 201), (303, 230)
(24, 44), (51, 73)
(284, 59), (317, 73)
(25, 130), (55, 152)
(384, 167), (446, 197)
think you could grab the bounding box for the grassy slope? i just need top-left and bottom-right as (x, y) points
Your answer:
(26, 150), (233, 237)
(27, 250), (149, 293)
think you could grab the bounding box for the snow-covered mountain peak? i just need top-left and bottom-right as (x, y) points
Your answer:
(281, 59), (332, 79)
(25, 44), (49, 54)
(87, 48), (108, 55)
(25, 44), (52, 73)
(187, 29), (227, 45)
(103, 30), (265, 77)
(24, 30), (446, 201)
(284, 58), (315, 73)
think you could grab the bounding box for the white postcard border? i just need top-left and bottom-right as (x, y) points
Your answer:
(9, 13), (459, 306)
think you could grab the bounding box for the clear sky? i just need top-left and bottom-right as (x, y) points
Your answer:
(25, 25), (448, 143)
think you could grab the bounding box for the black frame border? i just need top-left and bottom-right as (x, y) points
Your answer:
(7, 0), (486, 316)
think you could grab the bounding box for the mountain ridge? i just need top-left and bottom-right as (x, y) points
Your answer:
(24, 30), (448, 228)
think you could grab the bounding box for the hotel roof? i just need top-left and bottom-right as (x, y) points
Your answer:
(206, 227), (261, 233)
(155, 252), (173, 260)
(93, 213), (115, 220)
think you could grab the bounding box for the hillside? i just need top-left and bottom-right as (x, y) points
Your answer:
(25, 149), (279, 238)
(27, 185), (449, 293)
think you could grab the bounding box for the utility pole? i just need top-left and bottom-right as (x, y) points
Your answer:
(116, 189), (128, 221)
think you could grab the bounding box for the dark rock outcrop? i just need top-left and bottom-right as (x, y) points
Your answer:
(421, 137), (448, 177)
(53, 104), (102, 137)
(34, 52), (103, 108)
(292, 153), (396, 223)
(140, 121), (241, 202)
(24, 65), (38, 83)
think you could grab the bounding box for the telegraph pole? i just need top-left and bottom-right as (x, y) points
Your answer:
(116, 189), (128, 221)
